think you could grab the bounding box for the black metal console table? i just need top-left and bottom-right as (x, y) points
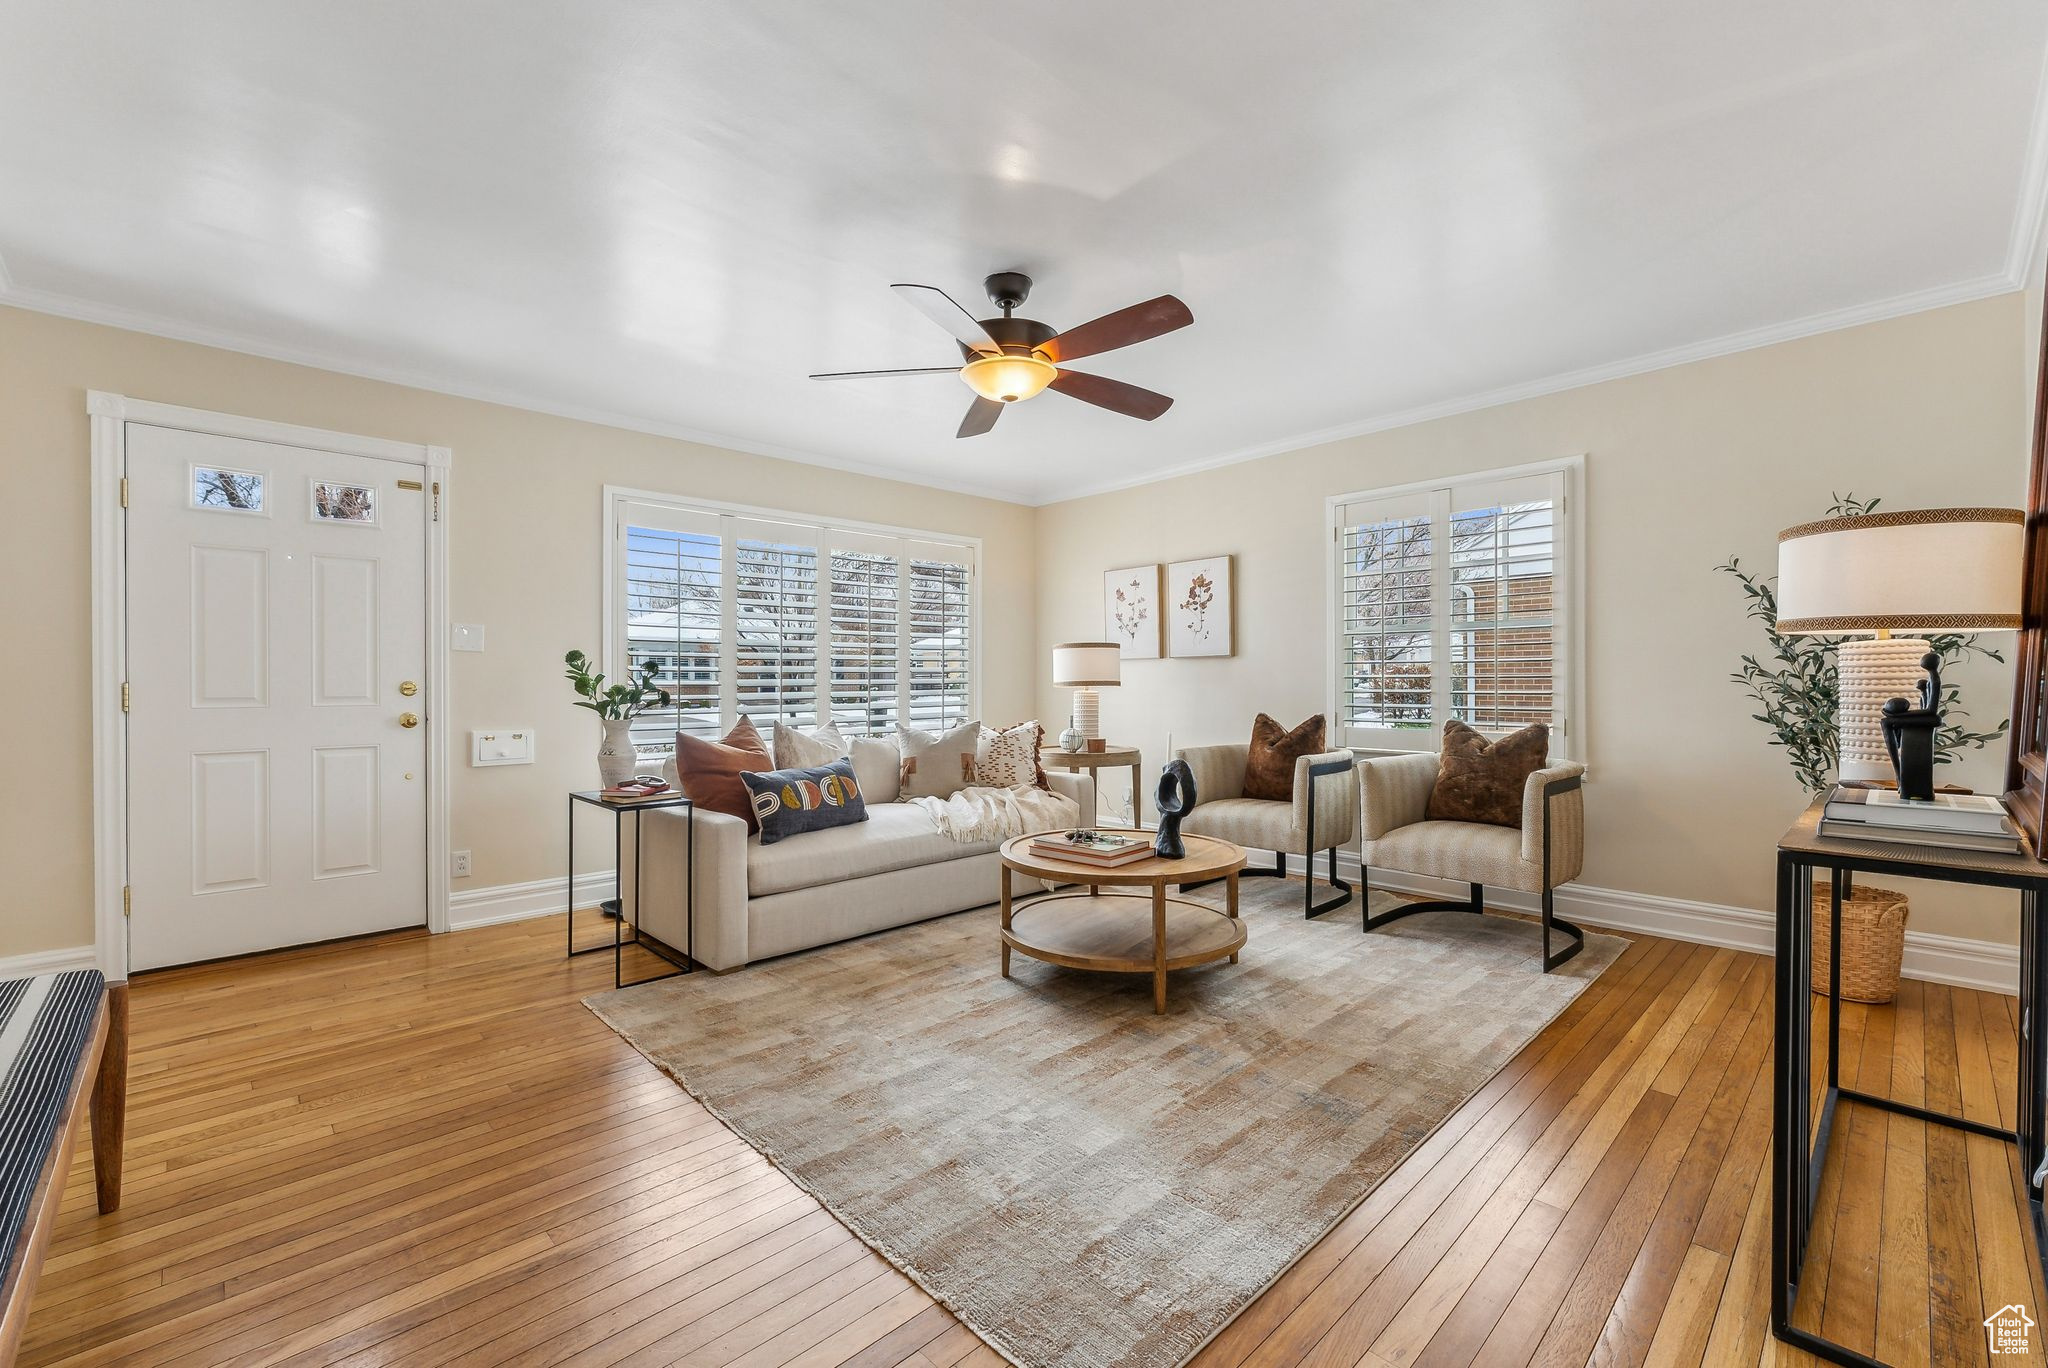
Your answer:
(1774, 799), (2048, 1366)
(567, 790), (693, 988)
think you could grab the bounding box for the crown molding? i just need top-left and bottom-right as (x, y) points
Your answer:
(1042, 272), (2021, 505)
(0, 283), (1030, 506)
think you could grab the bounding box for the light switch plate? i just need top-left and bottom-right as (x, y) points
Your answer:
(471, 728), (535, 766)
(451, 623), (486, 652)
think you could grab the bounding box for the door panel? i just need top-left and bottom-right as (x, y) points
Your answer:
(128, 423), (428, 970)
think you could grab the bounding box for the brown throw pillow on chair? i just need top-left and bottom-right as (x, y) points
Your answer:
(1426, 719), (1548, 827)
(673, 716), (774, 832)
(1244, 713), (1326, 802)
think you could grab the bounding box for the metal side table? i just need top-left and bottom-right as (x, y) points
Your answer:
(1773, 798), (2048, 1366)
(568, 790), (694, 988)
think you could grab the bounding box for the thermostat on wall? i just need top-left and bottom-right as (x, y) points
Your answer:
(472, 729), (535, 766)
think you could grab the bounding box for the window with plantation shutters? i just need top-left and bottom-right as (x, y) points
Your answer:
(607, 493), (976, 757)
(1330, 462), (1577, 754)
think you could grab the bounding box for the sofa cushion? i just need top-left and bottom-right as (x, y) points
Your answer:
(773, 720), (847, 770)
(674, 716), (774, 831)
(742, 758), (868, 845)
(746, 802), (999, 897)
(1180, 797), (1296, 851)
(899, 721), (980, 799)
(849, 737), (902, 805)
(1426, 719), (1548, 828)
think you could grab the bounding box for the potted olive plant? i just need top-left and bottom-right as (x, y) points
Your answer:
(563, 650), (671, 788)
(1716, 494), (2008, 1002)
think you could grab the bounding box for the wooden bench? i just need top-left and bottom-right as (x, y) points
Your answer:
(0, 971), (126, 1367)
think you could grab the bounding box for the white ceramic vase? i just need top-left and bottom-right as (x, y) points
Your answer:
(597, 717), (638, 788)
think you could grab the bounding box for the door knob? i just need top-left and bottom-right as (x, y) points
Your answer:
(399, 680), (418, 697)
(398, 712), (420, 729)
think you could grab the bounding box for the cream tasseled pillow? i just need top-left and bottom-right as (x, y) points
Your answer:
(975, 720), (1047, 790)
(897, 721), (981, 800)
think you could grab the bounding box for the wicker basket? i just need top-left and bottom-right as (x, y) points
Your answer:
(1809, 884), (1909, 1003)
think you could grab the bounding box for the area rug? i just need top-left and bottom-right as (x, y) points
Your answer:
(584, 883), (1626, 1368)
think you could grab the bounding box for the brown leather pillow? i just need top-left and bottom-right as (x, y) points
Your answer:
(673, 716), (774, 832)
(1426, 719), (1548, 827)
(1244, 713), (1326, 802)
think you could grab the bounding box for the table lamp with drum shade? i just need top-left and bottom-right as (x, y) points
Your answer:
(1775, 507), (2023, 783)
(1051, 642), (1120, 747)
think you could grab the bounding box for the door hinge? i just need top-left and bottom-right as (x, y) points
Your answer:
(432, 481), (441, 522)
(122, 885), (131, 918)
(121, 681), (130, 712)
(119, 476), (129, 508)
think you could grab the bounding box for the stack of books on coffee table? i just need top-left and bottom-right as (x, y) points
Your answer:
(1818, 785), (2021, 854)
(1029, 830), (1154, 868)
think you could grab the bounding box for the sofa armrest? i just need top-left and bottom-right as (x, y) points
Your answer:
(629, 806), (750, 972)
(1046, 770), (1095, 825)
(1173, 744), (1247, 807)
(1521, 762), (1586, 883)
(1291, 750), (1360, 848)
(1357, 752), (1438, 841)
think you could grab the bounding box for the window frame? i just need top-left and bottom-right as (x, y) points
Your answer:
(602, 485), (981, 754)
(1324, 455), (1584, 760)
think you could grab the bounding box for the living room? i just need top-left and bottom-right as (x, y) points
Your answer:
(5, 5), (2048, 1367)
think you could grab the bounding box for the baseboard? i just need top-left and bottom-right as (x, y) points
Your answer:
(1257, 849), (2021, 996)
(0, 945), (100, 978)
(448, 871), (617, 931)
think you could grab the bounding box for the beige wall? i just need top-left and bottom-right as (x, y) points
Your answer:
(0, 304), (1038, 958)
(1034, 293), (2032, 944)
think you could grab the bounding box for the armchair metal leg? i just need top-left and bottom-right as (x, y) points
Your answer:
(1541, 885), (1586, 972)
(1303, 846), (1352, 918)
(1364, 880), (1486, 931)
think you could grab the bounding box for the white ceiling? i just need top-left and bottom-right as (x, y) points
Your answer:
(4, 3), (2046, 504)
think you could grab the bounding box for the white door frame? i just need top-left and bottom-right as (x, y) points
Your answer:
(88, 392), (453, 981)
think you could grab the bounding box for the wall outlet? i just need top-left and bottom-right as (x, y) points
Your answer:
(451, 849), (473, 879)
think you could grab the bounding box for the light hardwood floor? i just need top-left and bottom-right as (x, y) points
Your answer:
(20, 909), (2044, 1366)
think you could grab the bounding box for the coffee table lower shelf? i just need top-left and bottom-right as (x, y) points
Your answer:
(1001, 892), (1246, 1013)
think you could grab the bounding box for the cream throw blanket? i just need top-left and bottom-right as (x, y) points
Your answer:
(910, 785), (1080, 844)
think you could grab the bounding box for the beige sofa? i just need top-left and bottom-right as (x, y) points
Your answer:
(626, 771), (1093, 971)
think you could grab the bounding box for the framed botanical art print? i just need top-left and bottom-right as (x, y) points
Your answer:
(1167, 555), (1233, 657)
(1103, 565), (1162, 658)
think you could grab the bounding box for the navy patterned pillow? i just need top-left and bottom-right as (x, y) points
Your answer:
(741, 758), (869, 845)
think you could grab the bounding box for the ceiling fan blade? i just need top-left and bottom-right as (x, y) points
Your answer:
(892, 283), (999, 354)
(809, 366), (960, 381)
(957, 396), (1004, 438)
(1048, 369), (1174, 421)
(1041, 295), (1192, 363)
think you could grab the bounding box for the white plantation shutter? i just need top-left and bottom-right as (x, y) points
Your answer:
(908, 542), (973, 730)
(609, 494), (975, 755)
(829, 538), (902, 736)
(732, 519), (820, 727)
(618, 503), (725, 755)
(1332, 467), (1572, 752)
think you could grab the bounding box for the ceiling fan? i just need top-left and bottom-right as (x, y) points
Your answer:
(810, 272), (1193, 438)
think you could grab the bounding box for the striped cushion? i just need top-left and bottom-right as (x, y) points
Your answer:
(0, 970), (105, 1285)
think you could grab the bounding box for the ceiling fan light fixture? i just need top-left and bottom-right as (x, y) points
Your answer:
(959, 351), (1056, 404)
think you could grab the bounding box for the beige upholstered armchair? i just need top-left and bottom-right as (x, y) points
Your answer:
(1355, 752), (1587, 970)
(1171, 744), (1360, 916)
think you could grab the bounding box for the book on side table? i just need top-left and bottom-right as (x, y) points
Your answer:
(1818, 784), (2021, 853)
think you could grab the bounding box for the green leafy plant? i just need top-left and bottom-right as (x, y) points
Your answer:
(563, 649), (670, 721)
(1716, 494), (2008, 795)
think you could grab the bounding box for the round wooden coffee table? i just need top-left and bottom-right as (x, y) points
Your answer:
(998, 831), (1248, 1014)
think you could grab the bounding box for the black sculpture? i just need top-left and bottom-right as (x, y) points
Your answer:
(1879, 651), (1943, 803)
(1153, 759), (1197, 859)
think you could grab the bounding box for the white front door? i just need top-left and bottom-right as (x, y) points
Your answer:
(126, 423), (429, 970)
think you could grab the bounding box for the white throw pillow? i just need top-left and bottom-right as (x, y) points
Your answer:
(849, 737), (902, 805)
(976, 720), (1046, 790)
(897, 721), (981, 800)
(773, 720), (847, 770)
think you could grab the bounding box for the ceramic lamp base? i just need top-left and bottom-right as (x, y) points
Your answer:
(1071, 687), (1101, 741)
(1837, 636), (1930, 782)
